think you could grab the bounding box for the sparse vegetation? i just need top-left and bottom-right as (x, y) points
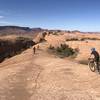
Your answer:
(80, 37), (100, 41)
(48, 44), (55, 50)
(66, 37), (100, 42)
(70, 48), (80, 58)
(66, 38), (79, 41)
(52, 32), (58, 35)
(48, 44), (77, 58)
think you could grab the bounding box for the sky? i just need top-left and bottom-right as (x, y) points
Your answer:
(0, 0), (100, 31)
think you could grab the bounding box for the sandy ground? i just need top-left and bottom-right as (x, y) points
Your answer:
(66, 40), (100, 62)
(0, 42), (100, 100)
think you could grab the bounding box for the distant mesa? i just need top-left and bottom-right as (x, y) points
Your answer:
(0, 26), (45, 36)
(0, 26), (100, 36)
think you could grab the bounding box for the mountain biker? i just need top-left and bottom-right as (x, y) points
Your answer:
(90, 48), (100, 73)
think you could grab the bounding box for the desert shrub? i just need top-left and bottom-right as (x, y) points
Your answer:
(42, 32), (47, 37)
(66, 37), (100, 41)
(16, 36), (31, 41)
(61, 44), (69, 49)
(88, 38), (99, 40)
(66, 38), (78, 41)
(56, 44), (75, 58)
(80, 38), (85, 41)
(70, 48), (80, 58)
(74, 48), (80, 53)
(39, 38), (46, 43)
(80, 37), (100, 41)
(52, 32), (58, 35)
(48, 45), (54, 50)
(48, 44), (76, 58)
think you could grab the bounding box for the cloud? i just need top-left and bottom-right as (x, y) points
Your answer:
(0, 21), (12, 25)
(0, 16), (4, 19)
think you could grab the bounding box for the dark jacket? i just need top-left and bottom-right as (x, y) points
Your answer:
(91, 51), (99, 61)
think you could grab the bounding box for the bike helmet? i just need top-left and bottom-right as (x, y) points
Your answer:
(91, 48), (96, 51)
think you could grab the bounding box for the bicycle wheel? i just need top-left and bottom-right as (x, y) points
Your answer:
(89, 62), (96, 72)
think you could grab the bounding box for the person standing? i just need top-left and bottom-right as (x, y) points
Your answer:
(37, 44), (39, 49)
(33, 46), (36, 54)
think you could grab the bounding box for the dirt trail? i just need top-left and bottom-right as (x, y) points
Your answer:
(0, 42), (100, 100)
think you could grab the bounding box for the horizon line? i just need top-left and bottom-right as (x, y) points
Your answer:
(0, 25), (100, 33)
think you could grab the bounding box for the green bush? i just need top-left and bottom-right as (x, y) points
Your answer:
(48, 44), (76, 58)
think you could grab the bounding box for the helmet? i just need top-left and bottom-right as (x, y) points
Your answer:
(91, 48), (96, 51)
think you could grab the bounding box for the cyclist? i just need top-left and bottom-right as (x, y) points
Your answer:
(90, 48), (100, 73)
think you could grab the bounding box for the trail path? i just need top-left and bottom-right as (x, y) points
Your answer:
(0, 42), (100, 100)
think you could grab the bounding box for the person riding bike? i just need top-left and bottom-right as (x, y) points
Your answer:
(90, 48), (100, 73)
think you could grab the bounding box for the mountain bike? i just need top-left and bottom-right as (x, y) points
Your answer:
(88, 58), (97, 72)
